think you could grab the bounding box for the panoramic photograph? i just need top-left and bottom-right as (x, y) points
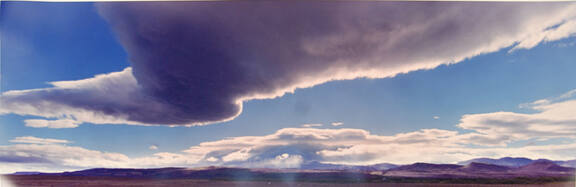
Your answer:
(1, 1), (575, 186)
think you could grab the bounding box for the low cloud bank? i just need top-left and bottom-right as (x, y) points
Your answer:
(2, 91), (575, 173)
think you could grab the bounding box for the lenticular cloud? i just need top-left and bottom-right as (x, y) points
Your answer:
(2, 2), (576, 126)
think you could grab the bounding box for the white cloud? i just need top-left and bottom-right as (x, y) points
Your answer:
(520, 88), (576, 109)
(0, 142), (200, 174)
(9, 136), (70, 145)
(2, 90), (576, 173)
(262, 153), (303, 169)
(458, 98), (576, 143)
(24, 119), (81, 129)
(301, 123), (323, 128)
(181, 126), (574, 166)
(331, 122), (344, 126)
(433, 116), (440, 120)
(512, 17), (576, 51)
(0, 143), (130, 173)
(149, 145), (159, 150)
(1, 125), (575, 173)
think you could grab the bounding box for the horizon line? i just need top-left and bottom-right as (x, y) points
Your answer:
(2, 0), (576, 2)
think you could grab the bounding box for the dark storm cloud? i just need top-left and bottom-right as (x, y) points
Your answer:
(1, 2), (575, 126)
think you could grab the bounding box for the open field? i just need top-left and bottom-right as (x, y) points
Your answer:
(3, 176), (575, 187)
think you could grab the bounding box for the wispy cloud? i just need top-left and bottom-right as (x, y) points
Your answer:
(301, 123), (323, 128)
(331, 122), (344, 127)
(459, 89), (576, 144)
(24, 119), (81, 129)
(520, 88), (576, 109)
(9, 136), (70, 145)
(511, 17), (576, 51)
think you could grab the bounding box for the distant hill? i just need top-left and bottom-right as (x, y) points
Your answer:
(300, 161), (397, 171)
(459, 162), (511, 172)
(389, 163), (462, 172)
(29, 167), (381, 183)
(11, 172), (44, 175)
(18, 161), (573, 180)
(458, 157), (576, 168)
(457, 157), (534, 167)
(555, 160), (576, 168)
(8, 157), (575, 184)
(516, 160), (576, 175)
(384, 161), (574, 178)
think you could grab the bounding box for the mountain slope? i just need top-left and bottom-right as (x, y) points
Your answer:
(300, 161), (397, 171)
(457, 157), (533, 167)
(516, 160), (576, 175)
(383, 161), (574, 178)
(458, 157), (576, 168)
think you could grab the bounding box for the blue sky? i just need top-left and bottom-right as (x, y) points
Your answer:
(1, 2), (576, 172)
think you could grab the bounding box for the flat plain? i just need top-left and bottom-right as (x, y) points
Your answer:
(4, 176), (575, 187)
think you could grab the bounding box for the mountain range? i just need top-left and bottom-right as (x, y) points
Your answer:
(384, 160), (574, 178)
(12, 157), (574, 181)
(457, 157), (576, 168)
(300, 161), (398, 171)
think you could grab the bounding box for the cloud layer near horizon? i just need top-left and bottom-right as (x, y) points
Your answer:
(1, 2), (576, 126)
(2, 91), (575, 173)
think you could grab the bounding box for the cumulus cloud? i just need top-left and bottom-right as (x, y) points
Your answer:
(1, 2), (576, 126)
(149, 145), (159, 150)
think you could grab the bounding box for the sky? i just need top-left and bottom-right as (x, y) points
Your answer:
(1, 2), (576, 173)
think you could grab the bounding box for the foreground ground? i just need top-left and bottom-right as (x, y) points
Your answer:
(3, 176), (575, 187)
